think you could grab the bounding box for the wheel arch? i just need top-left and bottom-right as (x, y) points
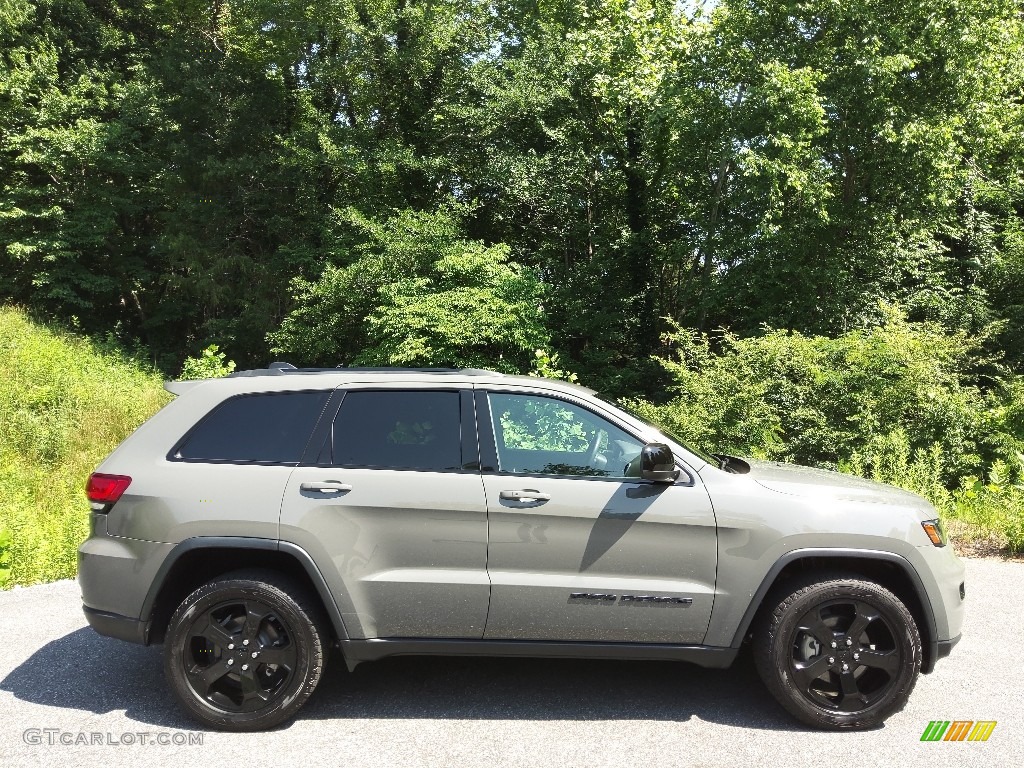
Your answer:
(142, 537), (348, 646)
(730, 549), (940, 673)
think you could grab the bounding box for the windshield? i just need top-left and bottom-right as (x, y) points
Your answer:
(599, 396), (721, 467)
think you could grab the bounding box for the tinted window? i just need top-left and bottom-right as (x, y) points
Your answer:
(488, 393), (644, 477)
(175, 391), (330, 463)
(332, 390), (462, 471)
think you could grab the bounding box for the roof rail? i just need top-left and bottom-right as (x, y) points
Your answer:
(333, 366), (503, 375)
(227, 363), (504, 378)
(227, 361), (298, 378)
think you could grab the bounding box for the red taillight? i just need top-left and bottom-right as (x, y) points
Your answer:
(86, 473), (132, 504)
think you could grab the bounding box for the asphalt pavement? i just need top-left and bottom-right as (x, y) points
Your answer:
(1, 558), (1021, 767)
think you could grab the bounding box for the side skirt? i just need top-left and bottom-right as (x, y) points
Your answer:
(338, 638), (738, 671)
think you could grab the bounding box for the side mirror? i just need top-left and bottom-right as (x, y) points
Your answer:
(641, 443), (680, 483)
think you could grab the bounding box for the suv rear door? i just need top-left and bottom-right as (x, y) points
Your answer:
(477, 387), (718, 644)
(279, 386), (490, 640)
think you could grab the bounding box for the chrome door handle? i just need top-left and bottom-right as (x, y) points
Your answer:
(499, 489), (551, 501)
(300, 481), (352, 494)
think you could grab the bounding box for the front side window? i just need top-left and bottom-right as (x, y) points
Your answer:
(331, 390), (462, 471)
(487, 393), (644, 477)
(174, 390), (330, 463)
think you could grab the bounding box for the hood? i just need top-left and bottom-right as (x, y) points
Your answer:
(739, 458), (934, 510)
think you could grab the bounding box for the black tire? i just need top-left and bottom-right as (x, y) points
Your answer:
(163, 569), (328, 731)
(753, 574), (921, 730)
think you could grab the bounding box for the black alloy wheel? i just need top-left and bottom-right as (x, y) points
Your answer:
(164, 570), (328, 731)
(789, 598), (902, 711)
(754, 575), (921, 730)
(183, 598), (298, 712)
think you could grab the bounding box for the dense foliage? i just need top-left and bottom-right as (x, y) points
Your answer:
(628, 309), (997, 475)
(0, 307), (168, 585)
(1, 0), (1023, 574)
(268, 206), (549, 371)
(2, 0), (1022, 386)
(624, 310), (1024, 551)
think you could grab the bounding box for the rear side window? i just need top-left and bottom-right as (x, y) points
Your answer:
(331, 390), (462, 471)
(174, 391), (330, 464)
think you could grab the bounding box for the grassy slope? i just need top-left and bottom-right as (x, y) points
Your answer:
(0, 307), (169, 586)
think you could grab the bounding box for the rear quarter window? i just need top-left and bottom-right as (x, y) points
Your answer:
(172, 390), (331, 464)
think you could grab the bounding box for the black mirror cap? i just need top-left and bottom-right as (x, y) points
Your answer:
(641, 443), (680, 483)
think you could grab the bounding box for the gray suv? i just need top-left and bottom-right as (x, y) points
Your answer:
(78, 365), (965, 731)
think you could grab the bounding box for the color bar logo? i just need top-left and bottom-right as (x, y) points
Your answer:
(920, 721), (997, 742)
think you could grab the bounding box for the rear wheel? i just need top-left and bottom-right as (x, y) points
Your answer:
(754, 575), (921, 730)
(163, 569), (328, 731)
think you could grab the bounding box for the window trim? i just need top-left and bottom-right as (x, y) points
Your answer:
(475, 387), (694, 485)
(166, 389), (334, 466)
(300, 389), (345, 466)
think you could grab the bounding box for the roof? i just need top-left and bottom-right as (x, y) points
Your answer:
(165, 362), (598, 397)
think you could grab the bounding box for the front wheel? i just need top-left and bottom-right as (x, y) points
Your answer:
(163, 569), (328, 731)
(753, 574), (921, 730)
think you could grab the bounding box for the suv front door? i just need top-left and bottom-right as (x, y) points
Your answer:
(280, 387), (489, 640)
(477, 388), (718, 644)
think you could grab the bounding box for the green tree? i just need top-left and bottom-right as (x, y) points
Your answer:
(0, 0), (164, 336)
(270, 206), (548, 371)
(677, 0), (1024, 339)
(2, 0), (1024, 393)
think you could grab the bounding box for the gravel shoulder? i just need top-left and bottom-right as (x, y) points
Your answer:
(1, 558), (1021, 767)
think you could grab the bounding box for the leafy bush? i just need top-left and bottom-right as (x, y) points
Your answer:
(843, 430), (951, 509)
(631, 308), (1024, 554)
(180, 344), (236, 379)
(270, 207), (549, 373)
(842, 434), (1024, 554)
(529, 349), (579, 383)
(0, 307), (169, 586)
(951, 476), (1024, 554)
(630, 309), (1010, 480)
